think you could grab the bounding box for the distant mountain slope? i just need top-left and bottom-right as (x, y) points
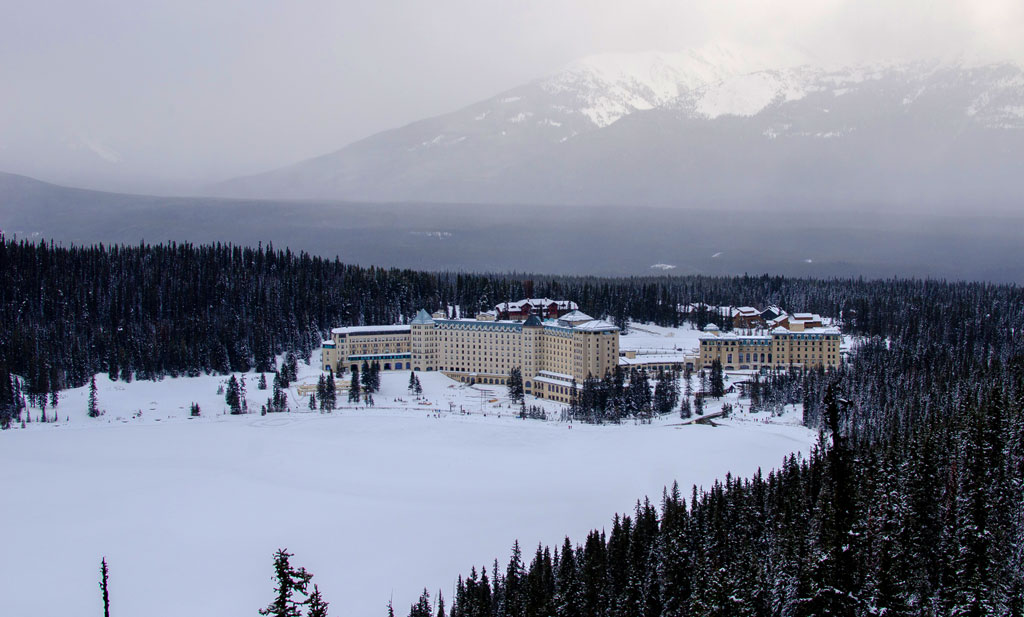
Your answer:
(213, 49), (1024, 209)
(4, 171), (1024, 283)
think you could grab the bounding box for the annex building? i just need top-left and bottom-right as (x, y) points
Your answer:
(697, 321), (841, 371)
(322, 308), (619, 404)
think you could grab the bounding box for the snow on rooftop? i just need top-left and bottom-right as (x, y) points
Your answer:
(771, 326), (841, 335)
(559, 310), (593, 322)
(619, 353), (691, 366)
(496, 298), (578, 311)
(331, 324), (411, 335)
(537, 370), (575, 381)
(570, 319), (618, 332)
(699, 332), (773, 341)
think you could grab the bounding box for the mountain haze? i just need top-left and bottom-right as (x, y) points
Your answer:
(4, 171), (1024, 283)
(214, 47), (1024, 209)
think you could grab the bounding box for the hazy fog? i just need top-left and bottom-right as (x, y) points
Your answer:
(2, 0), (1024, 193)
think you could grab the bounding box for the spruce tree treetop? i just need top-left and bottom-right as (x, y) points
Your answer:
(259, 549), (313, 617)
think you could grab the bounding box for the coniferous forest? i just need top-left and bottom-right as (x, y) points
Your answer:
(399, 291), (1024, 615)
(2, 237), (1023, 616)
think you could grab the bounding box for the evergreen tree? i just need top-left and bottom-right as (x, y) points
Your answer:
(325, 374), (337, 410)
(504, 540), (526, 617)
(271, 372), (288, 412)
(87, 375), (100, 418)
(409, 588), (432, 617)
(281, 351), (299, 384)
(0, 366), (15, 430)
(307, 584), (329, 617)
(99, 557), (110, 617)
(259, 549), (313, 617)
(348, 365), (361, 403)
(710, 360), (725, 398)
(361, 361), (373, 394)
(556, 538), (582, 617)
(679, 396), (692, 419)
(259, 372), (268, 390)
(507, 367), (524, 404)
(612, 302), (629, 335)
(653, 370), (672, 416)
(794, 381), (857, 617)
(226, 375), (242, 414)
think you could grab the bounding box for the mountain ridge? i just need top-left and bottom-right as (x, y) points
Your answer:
(212, 49), (1024, 208)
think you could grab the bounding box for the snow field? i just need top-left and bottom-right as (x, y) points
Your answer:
(2, 346), (813, 617)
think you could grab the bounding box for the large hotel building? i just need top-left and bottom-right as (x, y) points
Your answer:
(322, 302), (842, 403)
(322, 307), (619, 403)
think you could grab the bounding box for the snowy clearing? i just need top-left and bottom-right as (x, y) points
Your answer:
(2, 348), (813, 617)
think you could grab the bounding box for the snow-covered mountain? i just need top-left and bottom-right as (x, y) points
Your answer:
(214, 47), (1024, 209)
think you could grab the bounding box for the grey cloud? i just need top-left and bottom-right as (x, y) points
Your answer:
(1, 0), (1021, 193)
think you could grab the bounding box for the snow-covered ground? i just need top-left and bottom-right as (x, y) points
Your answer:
(1, 351), (813, 617)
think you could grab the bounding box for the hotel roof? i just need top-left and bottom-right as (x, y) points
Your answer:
(331, 324), (411, 335)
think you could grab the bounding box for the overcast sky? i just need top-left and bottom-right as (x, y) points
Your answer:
(2, 0), (1023, 191)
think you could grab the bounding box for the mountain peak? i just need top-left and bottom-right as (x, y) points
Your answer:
(544, 44), (808, 127)
(213, 51), (1024, 206)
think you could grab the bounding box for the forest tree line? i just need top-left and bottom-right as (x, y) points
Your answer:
(3, 236), (1014, 401)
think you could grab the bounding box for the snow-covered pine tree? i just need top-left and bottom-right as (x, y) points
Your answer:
(87, 375), (100, 418)
(225, 375), (242, 414)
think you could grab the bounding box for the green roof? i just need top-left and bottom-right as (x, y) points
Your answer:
(411, 309), (434, 325)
